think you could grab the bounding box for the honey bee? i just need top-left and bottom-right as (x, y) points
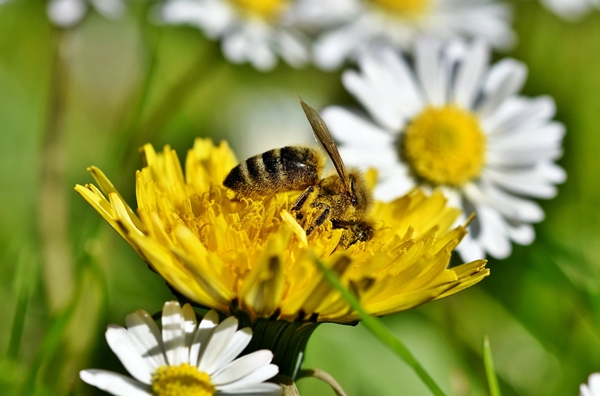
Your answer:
(223, 97), (373, 247)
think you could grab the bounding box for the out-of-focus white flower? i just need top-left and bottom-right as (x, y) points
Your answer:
(538, 0), (599, 21)
(581, 373), (600, 396)
(294, 0), (514, 70)
(322, 39), (566, 260)
(155, 0), (310, 71)
(47, 0), (124, 28)
(80, 301), (282, 396)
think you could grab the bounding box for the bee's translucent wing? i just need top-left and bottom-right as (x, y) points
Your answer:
(297, 95), (353, 197)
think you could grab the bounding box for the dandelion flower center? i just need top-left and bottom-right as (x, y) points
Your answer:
(402, 105), (486, 186)
(370, 0), (431, 18)
(152, 364), (215, 396)
(231, 0), (288, 18)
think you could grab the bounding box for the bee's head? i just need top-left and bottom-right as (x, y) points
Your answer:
(347, 170), (371, 212)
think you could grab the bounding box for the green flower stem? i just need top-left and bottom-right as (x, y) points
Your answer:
(297, 369), (348, 396)
(315, 258), (448, 396)
(483, 336), (502, 396)
(38, 27), (74, 313)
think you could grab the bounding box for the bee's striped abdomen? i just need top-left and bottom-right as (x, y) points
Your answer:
(223, 146), (321, 197)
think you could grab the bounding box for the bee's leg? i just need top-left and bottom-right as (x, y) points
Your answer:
(306, 203), (330, 236)
(336, 222), (373, 249)
(291, 186), (315, 214)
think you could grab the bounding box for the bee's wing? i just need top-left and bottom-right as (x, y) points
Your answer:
(297, 95), (353, 197)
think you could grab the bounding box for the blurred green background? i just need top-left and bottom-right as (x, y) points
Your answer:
(1, 0), (599, 395)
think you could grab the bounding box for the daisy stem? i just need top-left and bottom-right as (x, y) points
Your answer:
(315, 258), (448, 396)
(297, 369), (348, 396)
(483, 335), (502, 396)
(37, 26), (75, 313)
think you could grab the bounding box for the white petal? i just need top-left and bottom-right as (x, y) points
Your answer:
(313, 22), (366, 70)
(47, 0), (87, 27)
(484, 96), (556, 136)
(484, 162), (566, 199)
(203, 328), (253, 374)
(80, 370), (151, 396)
(376, 47), (425, 116)
(506, 221), (535, 245)
(162, 301), (187, 366)
(182, 303), (198, 350)
(212, 350), (276, 386)
(321, 106), (395, 147)
(343, 51), (415, 131)
(587, 373), (600, 395)
(452, 40), (489, 110)
(125, 311), (166, 369)
(191, 310), (220, 367)
(456, 231), (486, 262)
(105, 326), (155, 385)
(338, 145), (399, 169)
(477, 59), (528, 117)
(199, 316), (239, 374)
(415, 38), (445, 106)
(277, 30), (309, 68)
(476, 204), (512, 260)
(373, 169), (415, 202)
(90, 0), (124, 19)
(218, 381), (282, 395)
(222, 31), (249, 64)
(465, 180), (545, 223)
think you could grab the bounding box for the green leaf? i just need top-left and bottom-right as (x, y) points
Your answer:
(315, 258), (447, 396)
(483, 335), (501, 396)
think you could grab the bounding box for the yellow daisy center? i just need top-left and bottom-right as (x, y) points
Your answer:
(231, 0), (289, 18)
(370, 0), (431, 19)
(402, 105), (486, 186)
(152, 364), (215, 396)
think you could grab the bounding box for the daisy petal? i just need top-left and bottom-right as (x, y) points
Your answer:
(105, 327), (155, 385)
(199, 316), (239, 374)
(321, 106), (395, 145)
(125, 311), (166, 369)
(161, 301), (187, 366)
(80, 370), (151, 396)
(191, 310), (220, 366)
(452, 40), (489, 110)
(211, 350), (276, 386)
(478, 59), (527, 117)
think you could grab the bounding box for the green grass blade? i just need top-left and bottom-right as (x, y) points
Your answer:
(483, 335), (501, 396)
(315, 259), (447, 396)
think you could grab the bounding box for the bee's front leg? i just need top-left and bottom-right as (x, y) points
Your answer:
(306, 202), (331, 236)
(291, 186), (315, 216)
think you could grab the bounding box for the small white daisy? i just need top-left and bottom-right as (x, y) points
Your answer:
(581, 373), (600, 396)
(538, 0), (599, 21)
(47, 0), (125, 28)
(294, 0), (514, 70)
(321, 39), (566, 260)
(80, 301), (282, 396)
(154, 0), (310, 71)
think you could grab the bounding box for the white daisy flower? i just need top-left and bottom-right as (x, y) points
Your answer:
(80, 301), (282, 396)
(581, 373), (600, 396)
(294, 0), (514, 70)
(154, 0), (310, 71)
(321, 39), (566, 260)
(47, 0), (125, 28)
(538, 0), (599, 21)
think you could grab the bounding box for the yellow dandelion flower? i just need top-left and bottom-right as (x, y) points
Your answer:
(75, 138), (488, 377)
